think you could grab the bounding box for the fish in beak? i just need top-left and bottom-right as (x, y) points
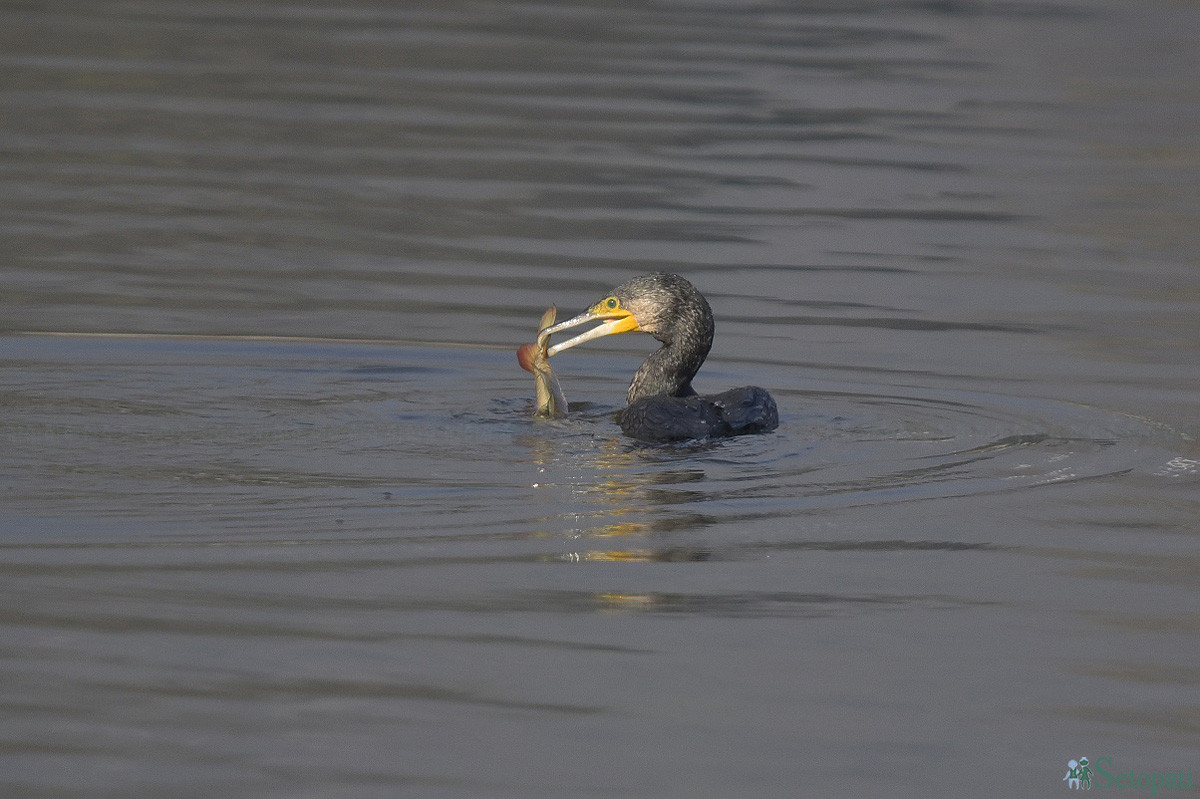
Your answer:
(516, 306), (569, 418)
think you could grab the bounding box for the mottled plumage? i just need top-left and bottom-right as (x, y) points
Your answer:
(609, 273), (713, 402)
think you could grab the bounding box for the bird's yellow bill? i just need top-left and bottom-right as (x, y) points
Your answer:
(543, 307), (639, 356)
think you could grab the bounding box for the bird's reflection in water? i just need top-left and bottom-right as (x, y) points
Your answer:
(518, 432), (720, 566)
(553, 546), (712, 564)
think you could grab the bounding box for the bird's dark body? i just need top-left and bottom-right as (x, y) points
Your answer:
(620, 385), (779, 443)
(604, 273), (778, 443)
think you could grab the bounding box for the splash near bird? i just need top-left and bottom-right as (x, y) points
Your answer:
(516, 305), (568, 418)
(533, 273), (778, 442)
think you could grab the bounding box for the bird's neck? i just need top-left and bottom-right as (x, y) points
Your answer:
(627, 329), (712, 403)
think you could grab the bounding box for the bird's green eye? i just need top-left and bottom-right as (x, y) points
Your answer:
(605, 297), (619, 310)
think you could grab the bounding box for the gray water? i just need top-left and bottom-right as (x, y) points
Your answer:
(3, 2), (1199, 797)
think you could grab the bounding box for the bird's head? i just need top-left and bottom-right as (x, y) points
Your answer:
(543, 273), (704, 355)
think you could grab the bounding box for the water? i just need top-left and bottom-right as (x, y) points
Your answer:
(2, 1), (1198, 797)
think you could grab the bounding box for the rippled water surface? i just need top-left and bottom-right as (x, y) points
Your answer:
(3, 1), (1198, 797)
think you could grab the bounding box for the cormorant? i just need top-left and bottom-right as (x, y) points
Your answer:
(542, 273), (778, 443)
